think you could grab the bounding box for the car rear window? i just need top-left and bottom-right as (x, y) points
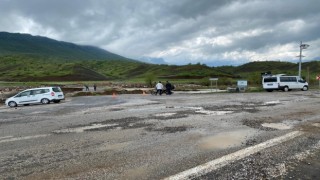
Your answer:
(52, 87), (62, 92)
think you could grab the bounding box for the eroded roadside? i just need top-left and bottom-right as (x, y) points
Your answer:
(0, 91), (319, 179)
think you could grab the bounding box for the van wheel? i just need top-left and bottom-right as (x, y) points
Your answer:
(41, 98), (50, 104)
(302, 86), (308, 91)
(283, 86), (289, 92)
(8, 101), (17, 107)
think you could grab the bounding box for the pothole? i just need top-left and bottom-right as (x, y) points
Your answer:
(198, 130), (253, 150)
(187, 107), (234, 115)
(53, 123), (118, 133)
(145, 126), (190, 133)
(263, 100), (281, 106)
(195, 109), (233, 115)
(261, 123), (292, 130)
(154, 112), (177, 117)
(312, 123), (320, 127)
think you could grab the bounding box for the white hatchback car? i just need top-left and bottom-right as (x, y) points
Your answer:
(5, 87), (65, 107)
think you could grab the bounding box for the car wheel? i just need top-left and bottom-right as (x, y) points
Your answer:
(283, 86), (289, 92)
(41, 98), (50, 104)
(8, 101), (17, 107)
(302, 86), (308, 91)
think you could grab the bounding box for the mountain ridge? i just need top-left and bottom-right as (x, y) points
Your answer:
(0, 32), (133, 62)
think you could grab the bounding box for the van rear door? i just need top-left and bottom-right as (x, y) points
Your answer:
(263, 77), (278, 89)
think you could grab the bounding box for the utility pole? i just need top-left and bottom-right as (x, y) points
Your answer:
(298, 41), (310, 78)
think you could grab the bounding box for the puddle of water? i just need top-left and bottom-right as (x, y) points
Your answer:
(154, 112), (177, 117)
(53, 123), (118, 133)
(261, 123), (292, 130)
(312, 123), (320, 127)
(122, 165), (149, 180)
(0, 134), (50, 143)
(263, 100), (281, 105)
(0, 136), (13, 140)
(98, 141), (131, 151)
(187, 107), (233, 115)
(196, 109), (233, 115)
(29, 111), (47, 114)
(198, 130), (252, 150)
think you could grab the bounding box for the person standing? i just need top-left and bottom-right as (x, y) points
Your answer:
(155, 81), (163, 95)
(84, 85), (89, 91)
(165, 81), (172, 95)
(93, 84), (97, 91)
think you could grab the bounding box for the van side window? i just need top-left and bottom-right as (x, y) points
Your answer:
(40, 89), (50, 93)
(19, 91), (31, 97)
(280, 77), (297, 82)
(31, 89), (42, 95)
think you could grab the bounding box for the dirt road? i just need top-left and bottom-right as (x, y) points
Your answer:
(0, 91), (319, 179)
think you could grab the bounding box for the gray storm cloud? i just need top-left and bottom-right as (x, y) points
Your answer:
(0, 0), (319, 66)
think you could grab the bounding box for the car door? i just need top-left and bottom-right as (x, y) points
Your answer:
(14, 90), (32, 104)
(30, 89), (43, 103)
(290, 77), (299, 89)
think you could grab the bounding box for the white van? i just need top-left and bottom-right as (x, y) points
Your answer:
(5, 87), (65, 107)
(262, 74), (308, 92)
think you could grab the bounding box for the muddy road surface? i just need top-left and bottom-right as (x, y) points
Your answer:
(0, 91), (319, 179)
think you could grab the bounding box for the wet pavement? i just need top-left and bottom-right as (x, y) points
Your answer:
(0, 91), (319, 179)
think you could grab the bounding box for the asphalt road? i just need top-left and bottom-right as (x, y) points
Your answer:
(0, 91), (319, 179)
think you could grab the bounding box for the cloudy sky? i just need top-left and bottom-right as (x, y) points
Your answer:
(0, 0), (319, 66)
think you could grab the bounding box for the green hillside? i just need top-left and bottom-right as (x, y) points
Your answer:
(0, 32), (233, 82)
(0, 32), (319, 87)
(227, 61), (320, 86)
(0, 32), (131, 61)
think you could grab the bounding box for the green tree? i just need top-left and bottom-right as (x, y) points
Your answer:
(145, 73), (156, 87)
